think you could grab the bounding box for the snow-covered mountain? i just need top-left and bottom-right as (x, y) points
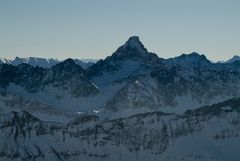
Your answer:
(1, 36), (240, 161)
(225, 55), (240, 63)
(1, 36), (240, 116)
(0, 57), (11, 64)
(0, 57), (96, 69)
(0, 59), (99, 112)
(0, 97), (240, 161)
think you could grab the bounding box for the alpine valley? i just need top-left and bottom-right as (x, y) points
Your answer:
(1, 36), (240, 161)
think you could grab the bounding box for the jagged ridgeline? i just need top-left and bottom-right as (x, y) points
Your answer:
(0, 36), (240, 161)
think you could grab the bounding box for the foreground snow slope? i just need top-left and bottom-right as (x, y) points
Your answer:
(0, 97), (240, 161)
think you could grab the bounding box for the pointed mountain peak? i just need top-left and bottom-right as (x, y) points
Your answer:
(111, 36), (149, 60)
(52, 58), (85, 73)
(54, 58), (77, 68)
(63, 58), (76, 64)
(122, 36), (148, 53)
(125, 36), (142, 47)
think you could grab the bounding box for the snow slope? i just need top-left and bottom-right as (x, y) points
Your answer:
(0, 97), (240, 161)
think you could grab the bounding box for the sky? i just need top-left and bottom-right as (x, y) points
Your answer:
(0, 0), (239, 61)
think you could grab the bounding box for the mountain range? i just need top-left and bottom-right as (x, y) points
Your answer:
(0, 57), (97, 69)
(0, 36), (240, 161)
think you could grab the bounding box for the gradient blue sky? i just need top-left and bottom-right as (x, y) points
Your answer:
(0, 0), (239, 61)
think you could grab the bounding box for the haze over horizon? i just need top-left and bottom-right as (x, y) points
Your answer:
(0, 0), (239, 61)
